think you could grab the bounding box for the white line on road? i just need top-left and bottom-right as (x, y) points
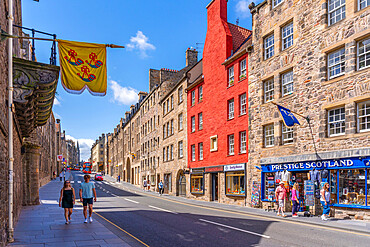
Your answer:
(148, 205), (178, 214)
(111, 194), (117, 197)
(199, 219), (270, 239)
(124, 198), (139, 204)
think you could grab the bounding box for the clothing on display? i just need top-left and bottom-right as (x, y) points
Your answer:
(309, 169), (321, 183)
(321, 169), (329, 179)
(281, 170), (291, 182)
(275, 171), (282, 181)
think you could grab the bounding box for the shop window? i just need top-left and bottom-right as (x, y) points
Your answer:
(228, 134), (234, 155)
(264, 173), (276, 201)
(191, 174), (204, 193)
(228, 66), (234, 86)
(178, 141), (183, 158)
(328, 0), (345, 26)
(191, 144), (195, 161)
(272, 0), (283, 8)
(228, 99), (234, 119)
(240, 93), (247, 116)
(264, 34), (274, 60)
(328, 107), (345, 136)
(240, 131), (247, 154)
(328, 48), (345, 79)
(191, 116), (195, 132)
(358, 101), (370, 132)
(264, 124), (275, 147)
(264, 79), (274, 103)
(282, 124), (294, 145)
(359, 0), (370, 10)
(210, 135), (218, 152)
(358, 37), (370, 70)
(226, 171), (245, 196)
(191, 90), (196, 106)
(199, 86), (203, 102)
(198, 112), (203, 130)
(338, 169), (366, 206)
(198, 142), (203, 161)
(240, 59), (246, 79)
(282, 22), (293, 50)
(281, 70), (293, 96)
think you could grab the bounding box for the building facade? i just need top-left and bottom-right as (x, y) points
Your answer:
(91, 134), (106, 172)
(248, 0), (370, 218)
(187, 0), (251, 206)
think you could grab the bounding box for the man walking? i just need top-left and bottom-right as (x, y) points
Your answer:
(275, 181), (287, 217)
(79, 175), (97, 223)
(143, 178), (147, 191)
(158, 180), (164, 196)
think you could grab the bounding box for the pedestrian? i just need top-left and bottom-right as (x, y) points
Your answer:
(59, 180), (75, 224)
(79, 175), (97, 223)
(158, 180), (164, 196)
(320, 182), (331, 221)
(275, 181), (287, 217)
(59, 171), (63, 181)
(148, 180), (151, 191)
(53, 171), (56, 180)
(143, 178), (147, 191)
(117, 175), (121, 183)
(291, 182), (300, 218)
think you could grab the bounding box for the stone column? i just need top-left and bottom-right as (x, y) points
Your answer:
(22, 143), (41, 206)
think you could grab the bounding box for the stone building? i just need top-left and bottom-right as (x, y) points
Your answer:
(158, 53), (200, 196)
(248, 0), (370, 218)
(91, 134), (106, 172)
(108, 121), (124, 179)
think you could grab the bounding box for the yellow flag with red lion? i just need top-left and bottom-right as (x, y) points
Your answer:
(58, 40), (107, 96)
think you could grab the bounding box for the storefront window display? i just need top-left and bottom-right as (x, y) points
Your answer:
(191, 174), (204, 194)
(338, 169), (366, 206)
(226, 171), (245, 196)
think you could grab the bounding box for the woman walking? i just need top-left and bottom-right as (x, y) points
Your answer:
(320, 182), (331, 221)
(291, 182), (300, 218)
(59, 180), (75, 224)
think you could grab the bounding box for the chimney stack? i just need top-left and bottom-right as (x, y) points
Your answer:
(186, 48), (198, 67)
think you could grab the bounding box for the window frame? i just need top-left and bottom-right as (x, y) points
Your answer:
(199, 142), (203, 161)
(191, 174), (204, 194)
(191, 116), (196, 133)
(178, 86), (183, 103)
(228, 66), (235, 86)
(357, 37), (370, 71)
(178, 141), (183, 158)
(327, 107), (346, 137)
(191, 90), (196, 106)
(240, 59), (247, 79)
(198, 112), (203, 130)
(225, 171), (245, 196)
(282, 124), (294, 145)
(210, 135), (218, 152)
(264, 79), (274, 103)
(357, 100), (370, 133)
(328, 48), (345, 80)
(272, 0), (284, 8)
(358, 0), (370, 10)
(228, 99), (235, 120)
(264, 124), (275, 147)
(239, 93), (247, 116)
(328, 0), (346, 26)
(264, 34), (275, 60)
(178, 113), (183, 130)
(281, 21), (293, 50)
(228, 134), (235, 155)
(191, 144), (196, 162)
(281, 70), (294, 97)
(240, 131), (247, 154)
(199, 85), (203, 101)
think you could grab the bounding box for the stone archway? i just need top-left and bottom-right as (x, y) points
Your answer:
(126, 157), (131, 183)
(176, 169), (186, 197)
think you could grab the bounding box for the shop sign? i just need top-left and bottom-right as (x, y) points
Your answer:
(262, 157), (370, 172)
(224, 163), (245, 172)
(205, 166), (224, 173)
(190, 168), (204, 174)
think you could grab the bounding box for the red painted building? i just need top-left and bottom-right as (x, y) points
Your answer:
(186, 0), (252, 205)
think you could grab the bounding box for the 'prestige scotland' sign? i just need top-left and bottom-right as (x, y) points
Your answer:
(262, 158), (369, 172)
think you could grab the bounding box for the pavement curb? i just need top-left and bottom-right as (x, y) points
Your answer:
(104, 177), (370, 236)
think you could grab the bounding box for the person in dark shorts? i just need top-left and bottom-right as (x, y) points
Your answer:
(79, 175), (97, 223)
(59, 180), (75, 224)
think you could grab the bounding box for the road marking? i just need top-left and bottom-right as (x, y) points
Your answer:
(148, 205), (178, 214)
(199, 219), (270, 239)
(124, 198), (139, 204)
(70, 181), (74, 184)
(111, 194), (117, 197)
(77, 181), (81, 184)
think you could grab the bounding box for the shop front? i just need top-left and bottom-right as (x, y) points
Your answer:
(190, 168), (205, 195)
(224, 163), (246, 197)
(261, 155), (370, 217)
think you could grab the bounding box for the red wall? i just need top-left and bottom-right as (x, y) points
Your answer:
(187, 0), (249, 169)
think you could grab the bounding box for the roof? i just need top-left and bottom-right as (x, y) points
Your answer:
(227, 23), (252, 52)
(223, 35), (252, 66)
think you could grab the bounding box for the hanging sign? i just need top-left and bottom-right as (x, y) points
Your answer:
(57, 155), (63, 161)
(224, 163), (245, 172)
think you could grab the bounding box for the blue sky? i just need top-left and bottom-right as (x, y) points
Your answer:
(22, 0), (254, 160)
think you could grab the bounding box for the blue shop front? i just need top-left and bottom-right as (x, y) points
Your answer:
(261, 155), (370, 216)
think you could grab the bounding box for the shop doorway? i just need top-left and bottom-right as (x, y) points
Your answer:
(126, 158), (131, 183)
(177, 170), (186, 197)
(164, 173), (172, 194)
(211, 173), (219, 201)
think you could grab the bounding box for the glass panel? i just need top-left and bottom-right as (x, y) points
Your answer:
(226, 172), (245, 195)
(338, 169), (366, 206)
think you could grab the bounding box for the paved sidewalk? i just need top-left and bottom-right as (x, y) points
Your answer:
(9, 179), (130, 247)
(103, 175), (370, 235)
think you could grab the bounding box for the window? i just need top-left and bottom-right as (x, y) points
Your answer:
(191, 145), (195, 161)
(228, 66), (235, 86)
(282, 125), (294, 145)
(281, 70), (293, 96)
(178, 113), (183, 130)
(328, 48), (345, 79)
(170, 145), (174, 160)
(199, 86), (203, 101)
(167, 99), (170, 112)
(171, 119), (174, 135)
(264, 34), (274, 60)
(264, 124), (274, 147)
(166, 146), (169, 161)
(167, 122), (170, 137)
(328, 107), (345, 136)
(210, 135), (218, 151)
(191, 90), (196, 106)
(198, 113), (203, 130)
(163, 125), (166, 138)
(191, 174), (204, 193)
(178, 86), (183, 103)
(358, 101), (370, 132)
(163, 148), (166, 162)
(228, 99), (234, 119)
(358, 37), (370, 70)
(178, 141), (183, 158)
(228, 134), (234, 155)
(328, 0), (346, 26)
(264, 79), (274, 103)
(240, 59), (247, 79)
(226, 171), (245, 196)
(359, 0), (370, 10)
(199, 143), (203, 160)
(272, 0), (283, 8)
(191, 116), (195, 132)
(282, 22), (293, 50)
(338, 169), (366, 206)
(240, 131), (246, 154)
(171, 95), (174, 109)
(240, 93), (246, 115)
(163, 102), (166, 114)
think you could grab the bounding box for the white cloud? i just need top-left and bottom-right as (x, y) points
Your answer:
(54, 97), (61, 106)
(65, 135), (94, 161)
(126, 31), (156, 58)
(110, 80), (139, 105)
(236, 0), (253, 18)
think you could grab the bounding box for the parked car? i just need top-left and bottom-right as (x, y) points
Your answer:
(95, 173), (103, 181)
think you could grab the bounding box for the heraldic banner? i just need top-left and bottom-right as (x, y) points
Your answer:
(58, 39), (107, 96)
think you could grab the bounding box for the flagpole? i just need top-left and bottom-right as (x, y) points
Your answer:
(270, 101), (307, 120)
(7, 0), (14, 243)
